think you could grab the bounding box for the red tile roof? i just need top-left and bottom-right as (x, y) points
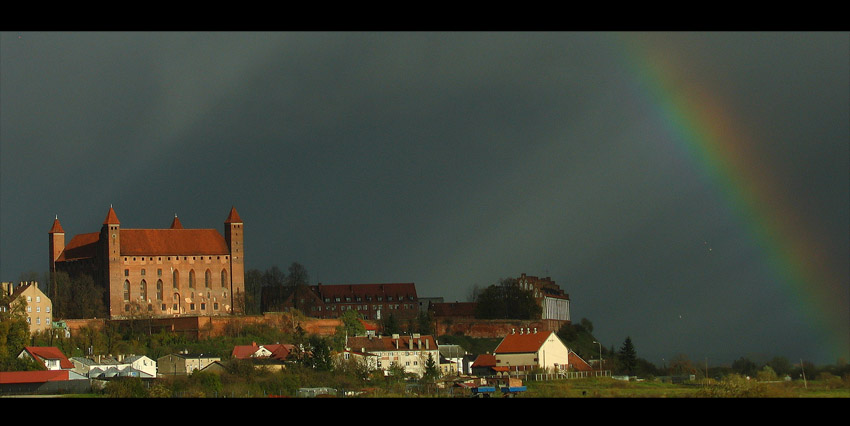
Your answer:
(170, 215), (184, 229)
(224, 207), (242, 224)
(569, 352), (594, 372)
(345, 335), (437, 353)
(49, 217), (64, 234)
(22, 346), (74, 369)
(103, 206), (120, 225)
(120, 229), (230, 256)
(0, 370), (70, 384)
(231, 342), (262, 359)
(494, 331), (555, 354)
(58, 232), (100, 261)
(471, 353), (497, 367)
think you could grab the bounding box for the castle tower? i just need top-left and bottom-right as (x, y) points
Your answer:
(101, 205), (122, 318)
(224, 206), (244, 314)
(48, 216), (65, 300)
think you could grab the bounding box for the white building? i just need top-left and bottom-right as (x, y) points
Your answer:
(345, 333), (439, 378)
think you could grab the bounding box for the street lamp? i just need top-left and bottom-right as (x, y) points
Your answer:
(592, 341), (602, 371)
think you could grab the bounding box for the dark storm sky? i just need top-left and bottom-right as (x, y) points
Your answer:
(2, 32), (847, 366)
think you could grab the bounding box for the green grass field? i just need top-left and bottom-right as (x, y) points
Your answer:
(521, 376), (850, 398)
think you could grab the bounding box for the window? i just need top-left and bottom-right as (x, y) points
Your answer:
(140, 280), (147, 301)
(221, 269), (228, 288)
(172, 270), (179, 289)
(124, 269), (129, 276)
(205, 270), (211, 288)
(189, 270), (195, 289)
(156, 280), (163, 300)
(123, 280), (130, 302)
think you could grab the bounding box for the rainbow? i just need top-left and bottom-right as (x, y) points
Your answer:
(615, 34), (848, 363)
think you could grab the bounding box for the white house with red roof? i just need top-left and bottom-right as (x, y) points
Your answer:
(17, 346), (74, 371)
(493, 328), (592, 373)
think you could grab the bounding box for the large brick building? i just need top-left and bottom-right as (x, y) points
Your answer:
(49, 206), (245, 319)
(276, 282), (419, 322)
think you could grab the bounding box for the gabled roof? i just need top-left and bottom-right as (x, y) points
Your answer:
(569, 352), (594, 372)
(21, 346), (74, 369)
(471, 353), (497, 367)
(494, 330), (557, 354)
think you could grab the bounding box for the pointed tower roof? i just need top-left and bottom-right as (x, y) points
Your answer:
(103, 206), (120, 225)
(224, 206), (242, 224)
(170, 214), (184, 229)
(49, 216), (65, 234)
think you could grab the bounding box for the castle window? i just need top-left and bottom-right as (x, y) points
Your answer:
(123, 280), (130, 302)
(124, 269), (129, 276)
(140, 280), (147, 301)
(157, 269), (162, 276)
(156, 280), (163, 300)
(141, 269), (145, 276)
(189, 270), (195, 289)
(221, 269), (228, 288)
(172, 270), (179, 289)
(205, 270), (211, 288)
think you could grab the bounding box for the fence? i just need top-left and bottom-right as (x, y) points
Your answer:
(514, 370), (611, 382)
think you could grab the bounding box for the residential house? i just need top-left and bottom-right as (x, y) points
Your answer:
(157, 352), (220, 376)
(231, 342), (293, 371)
(70, 354), (157, 379)
(438, 344), (468, 376)
(493, 328), (591, 373)
(336, 348), (379, 371)
(17, 346), (74, 371)
(344, 333), (439, 378)
(3, 281), (52, 334)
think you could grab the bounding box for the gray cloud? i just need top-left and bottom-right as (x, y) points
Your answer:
(2, 31), (847, 365)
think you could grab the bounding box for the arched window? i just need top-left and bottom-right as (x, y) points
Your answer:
(221, 269), (228, 288)
(189, 270), (195, 289)
(140, 279), (147, 301)
(123, 280), (130, 302)
(156, 280), (163, 300)
(205, 269), (211, 288)
(172, 270), (179, 290)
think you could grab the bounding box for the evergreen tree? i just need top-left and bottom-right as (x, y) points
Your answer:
(423, 352), (439, 382)
(618, 336), (638, 375)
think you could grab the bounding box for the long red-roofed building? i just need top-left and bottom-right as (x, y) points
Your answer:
(49, 206), (245, 319)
